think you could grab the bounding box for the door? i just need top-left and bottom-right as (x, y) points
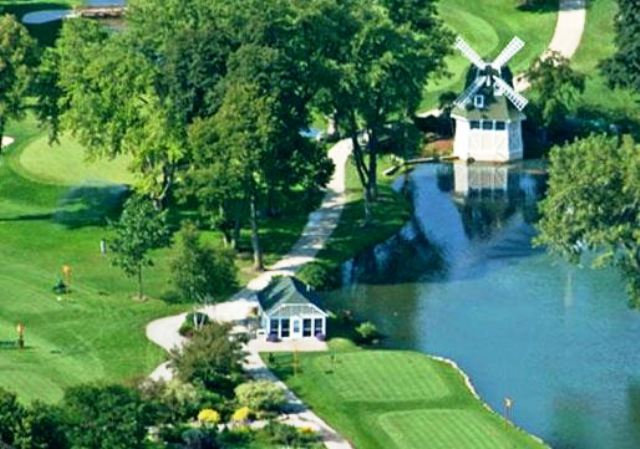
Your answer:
(292, 319), (302, 338)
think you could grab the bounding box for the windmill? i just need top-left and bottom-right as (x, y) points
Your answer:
(451, 36), (528, 163)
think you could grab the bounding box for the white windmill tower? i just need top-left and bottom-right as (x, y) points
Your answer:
(451, 36), (529, 163)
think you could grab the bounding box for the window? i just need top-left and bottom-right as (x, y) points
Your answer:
(303, 319), (313, 337)
(495, 121), (506, 130)
(269, 319), (279, 336)
(314, 318), (324, 336)
(482, 121), (493, 130)
(281, 319), (290, 338)
(470, 121), (480, 130)
(293, 319), (300, 334)
(473, 95), (485, 109)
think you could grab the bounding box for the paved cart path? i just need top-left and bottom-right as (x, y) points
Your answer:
(146, 138), (354, 449)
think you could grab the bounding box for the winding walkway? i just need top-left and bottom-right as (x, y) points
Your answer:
(146, 138), (354, 448)
(145, 1), (587, 447)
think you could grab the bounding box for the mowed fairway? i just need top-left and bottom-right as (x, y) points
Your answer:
(268, 350), (546, 449)
(420, 0), (557, 110)
(0, 117), (184, 403)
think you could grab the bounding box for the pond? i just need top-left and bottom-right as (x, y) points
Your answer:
(324, 163), (640, 449)
(21, 0), (125, 25)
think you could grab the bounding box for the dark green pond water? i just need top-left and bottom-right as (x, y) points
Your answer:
(325, 163), (640, 449)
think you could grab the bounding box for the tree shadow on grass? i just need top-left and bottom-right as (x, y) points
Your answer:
(53, 184), (130, 229)
(517, 0), (593, 13)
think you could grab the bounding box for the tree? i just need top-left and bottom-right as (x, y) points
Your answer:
(535, 134), (640, 305)
(600, 0), (640, 92)
(14, 402), (68, 449)
(318, 0), (452, 223)
(526, 52), (585, 139)
(62, 384), (151, 449)
(170, 322), (246, 395)
(0, 15), (37, 150)
(108, 195), (171, 299)
(39, 6), (233, 207)
(234, 381), (286, 414)
(170, 221), (238, 303)
(0, 388), (24, 445)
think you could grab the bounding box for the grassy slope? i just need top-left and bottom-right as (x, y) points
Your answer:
(268, 349), (545, 449)
(421, 0), (557, 110)
(570, 0), (640, 121)
(0, 116), (317, 402)
(0, 117), (184, 403)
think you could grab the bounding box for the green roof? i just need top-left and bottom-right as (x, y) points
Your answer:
(452, 94), (525, 122)
(258, 276), (324, 314)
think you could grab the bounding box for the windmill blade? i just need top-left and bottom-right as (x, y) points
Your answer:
(491, 37), (525, 69)
(454, 36), (487, 70)
(492, 76), (528, 111)
(455, 76), (487, 107)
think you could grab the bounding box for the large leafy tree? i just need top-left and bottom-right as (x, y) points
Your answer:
(526, 52), (585, 139)
(39, 1), (234, 207)
(0, 15), (37, 150)
(318, 0), (452, 222)
(600, 0), (640, 92)
(170, 322), (245, 395)
(535, 134), (640, 305)
(170, 221), (238, 303)
(62, 385), (151, 449)
(108, 195), (171, 299)
(14, 402), (68, 449)
(0, 388), (24, 445)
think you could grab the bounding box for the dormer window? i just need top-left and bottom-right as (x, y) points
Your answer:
(474, 94), (485, 109)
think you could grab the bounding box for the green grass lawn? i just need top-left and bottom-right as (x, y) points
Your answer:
(420, 0), (558, 110)
(0, 117), (184, 403)
(267, 349), (546, 449)
(570, 0), (640, 122)
(0, 115), (319, 402)
(17, 133), (136, 186)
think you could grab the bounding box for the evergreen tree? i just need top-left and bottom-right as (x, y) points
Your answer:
(600, 0), (640, 92)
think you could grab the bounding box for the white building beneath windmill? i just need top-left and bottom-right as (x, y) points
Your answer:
(451, 36), (529, 163)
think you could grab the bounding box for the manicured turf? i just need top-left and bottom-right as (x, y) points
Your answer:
(421, 0), (558, 110)
(314, 351), (451, 402)
(379, 409), (518, 449)
(18, 133), (135, 186)
(0, 116), (318, 402)
(570, 0), (640, 121)
(267, 349), (546, 449)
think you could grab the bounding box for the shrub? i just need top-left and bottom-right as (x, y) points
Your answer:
(234, 381), (286, 414)
(181, 428), (218, 449)
(231, 406), (251, 423)
(179, 312), (211, 337)
(197, 408), (221, 426)
(170, 322), (246, 395)
(266, 333), (279, 343)
(258, 421), (319, 446)
(355, 321), (379, 343)
(297, 260), (341, 290)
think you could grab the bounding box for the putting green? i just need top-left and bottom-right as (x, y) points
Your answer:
(269, 350), (546, 449)
(379, 409), (520, 449)
(313, 351), (451, 402)
(18, 133), (135, 186)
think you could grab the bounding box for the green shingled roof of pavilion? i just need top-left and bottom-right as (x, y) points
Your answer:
(257, 276), (324, 314)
